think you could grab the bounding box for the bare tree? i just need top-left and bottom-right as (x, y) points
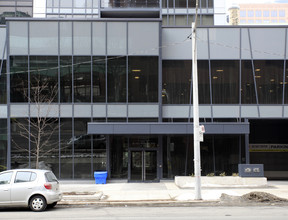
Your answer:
(12, 73), (59, 169)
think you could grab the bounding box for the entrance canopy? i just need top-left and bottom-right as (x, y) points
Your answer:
(88, 122), (249, 135)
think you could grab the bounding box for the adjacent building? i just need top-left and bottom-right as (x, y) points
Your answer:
(0, 0), (288, 181)
(228, 3), (288, 25)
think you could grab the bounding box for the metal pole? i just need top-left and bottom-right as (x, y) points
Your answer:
(192, 22), (202, 200)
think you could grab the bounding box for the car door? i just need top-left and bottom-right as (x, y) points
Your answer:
(10, 171), (37, 205)
(0, 171), (13, 204)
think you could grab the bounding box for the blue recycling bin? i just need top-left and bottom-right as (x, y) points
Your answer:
(94, 171), (108, 184)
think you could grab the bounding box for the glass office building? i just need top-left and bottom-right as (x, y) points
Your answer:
(0, 1), (287, 181)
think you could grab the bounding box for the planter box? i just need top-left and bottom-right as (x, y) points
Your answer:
(175, 176), (267, 188)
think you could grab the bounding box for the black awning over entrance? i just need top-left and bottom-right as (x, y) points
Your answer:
(87, 122), (249, 135)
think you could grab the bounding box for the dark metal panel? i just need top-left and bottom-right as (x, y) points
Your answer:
(150, 124), (189, 134)
(88, 122), (250, 135)
(113, 124), (150, 134)
(223, 124), (250, 134)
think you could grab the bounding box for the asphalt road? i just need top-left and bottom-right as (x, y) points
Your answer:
(1, 205), (288, 220)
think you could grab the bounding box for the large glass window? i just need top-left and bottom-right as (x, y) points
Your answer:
(198, 60), (210, 104)
(162, 60), (210, 104)
(0, 0), (32, 24)
(60, 118), (73, 179)
(214, 135), (240, 175)
(0, 60), (7, 104)
(253, 60), (283, 104)
(29, 117), (59, 176)
(0, 119), (7, 172)
(93, 135), (107, 171)
(9, 21), (28, 55)
(29, 22), (58, 55)
(107, 57), (126, 103)
(110, 136), (128, 179)
(73, 22), (91, 55)
(93, 56), (106, 102)
(10, 56), (28, 103)
(162, 60), (191, 104)
(11, 118), (29, 169)
(211, 60), (239, 104)
(128, 56), (158, 103)
(74, 118), (92, 179)
(29, 56), (58, 103)
(241, 60), (257, 104)
(60, 22), (72, 55)
(285, 61), (288, 104)
(73, 56), (91, 103)
(175, 0), (187, 8)
(60, 56), (72, 103)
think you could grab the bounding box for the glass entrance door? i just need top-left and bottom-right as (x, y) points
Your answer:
(130, 150), (157, 182)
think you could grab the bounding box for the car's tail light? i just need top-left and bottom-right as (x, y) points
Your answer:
(44, 183), (52, 190)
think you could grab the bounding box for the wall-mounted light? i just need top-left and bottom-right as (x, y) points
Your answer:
(213, 76), (218, 79)
(255, 75), (261, 78)
(132, 69), (141, 72)
(216, 69), (223, 72)
(255, 69), (261, 72)
(134, 76), (140, 79)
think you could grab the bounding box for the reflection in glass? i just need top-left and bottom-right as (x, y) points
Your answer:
(30, 56), (58, 103)
(93, 135), (107, 171)
(0, 119), (7, 172)
(11, 118), (29, 169)
(74, 56), (91, 103)
(198, 60), (210, 104)
(0, 60), (7, 104)
(253, 60), (283, 104)
(29, 22), (58, 55)
(285, 61), (288, 104)
(30, 118), (59, 176)
(60, 118), (73, 179)
(175, 0), (187, 8)
(93, 57), (106, 102)
(10, 56), (28, 102)
(74, 118), (92, 178)
(128, 56), (158, 103)
(110, 136), (128, 179)
(241, 60), (257, 104)
(60, 56), (72, 103)
(162, 60), (191, 104)
(211, 60), (239, 104)
(214, 135), (239, 175)
(107, 57), (126, 102)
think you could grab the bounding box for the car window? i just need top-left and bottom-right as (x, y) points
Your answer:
(0, 172), (13, 185)
(45, 172), (58, 182)
(14, 171), (37, 183)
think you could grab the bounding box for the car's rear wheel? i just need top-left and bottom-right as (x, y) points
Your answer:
(29, 195), (47, 212)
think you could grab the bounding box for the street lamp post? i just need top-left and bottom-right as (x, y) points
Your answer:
(192, 21), (202, 200)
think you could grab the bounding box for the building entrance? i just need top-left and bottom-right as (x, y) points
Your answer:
(130, 150), (157, 182)
(128, 136), (159, 182)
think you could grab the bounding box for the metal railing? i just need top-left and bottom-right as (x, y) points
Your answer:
(100, 0), (160, 8)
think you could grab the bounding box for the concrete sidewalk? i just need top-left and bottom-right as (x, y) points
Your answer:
(58, 180), (288, 205)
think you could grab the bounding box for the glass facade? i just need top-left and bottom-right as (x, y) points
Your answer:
(0, 119), (7, 171)
(0, 0), (33, 24)
(3, 18), (288, 180)
(46, 0), (99, 18)
(0, 60), (6, 104)
(162, 0), (214, 27)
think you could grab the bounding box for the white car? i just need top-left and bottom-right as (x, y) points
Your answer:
(0, 169), (62, 211)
